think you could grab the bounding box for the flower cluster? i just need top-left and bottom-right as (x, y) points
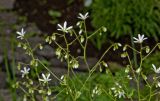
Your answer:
(70, 59), (79, 69)
(152, 64), (160, 88)
(91, 85), (102, 97)
(111, 83), (125, 99)
(15, 12), (160, 101)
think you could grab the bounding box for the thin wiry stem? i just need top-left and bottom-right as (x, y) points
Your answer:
(80, 44), (114, 91)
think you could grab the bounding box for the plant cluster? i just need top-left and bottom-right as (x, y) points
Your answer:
(15, 12), (160, 101)
(90, 0), (160, 49)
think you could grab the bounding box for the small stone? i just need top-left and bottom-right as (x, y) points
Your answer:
(37, 45), (55, 59)
(77, 58), (98, 70)
(0, 0), (15, 9)
(50, 58), (66, 67)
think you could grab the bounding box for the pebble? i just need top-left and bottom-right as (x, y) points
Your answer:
(0, 0), (15, 9)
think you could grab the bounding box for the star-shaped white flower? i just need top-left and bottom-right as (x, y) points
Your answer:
(20, 67), (30, 78)
(39, 73), (51, 83)
(57, 21), (73, 33)
(152, 64), (160, 74)
(117, 90), (125, 98)
(77, 12), (89, 20)
(133, 34), (147, 43)
(16, 28), (26, 40)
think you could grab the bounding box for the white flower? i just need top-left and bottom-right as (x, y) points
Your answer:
(16, 28), (26, 40)
(92, 86), (102, 97)
(20, 67), (30, 78)
(152, 64), (160, 74)
(111, 83), (125, 99)
(78, 12), (89, 20)
(133, 34), (147, 43)
(39, 73), (51, 83)
(116, 90), (125, 98)
(57, 21), (73, 33)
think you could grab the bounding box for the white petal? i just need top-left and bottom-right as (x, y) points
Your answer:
(42, 74), (46, 79)
(24, 67), (27, 71)
(27, 68), (30, 71)
(16, 32), (22, 35)
(133, 40), (139, 43)
(47, 74), (50, 79)
(57, 28), (62, 31)
(85, 12), (89, 17)
(141, 34), (144, 39)
(157, 67), (160, 73)
(64, 21), (67, 29)
(48, 79), (51, 81)
(21, 28), (26, 35)
(39, 79), (44, 82)
(143, 37), (147, 40)
(138, 34), (141, 39)
(152, 64), (157, 72)
(66, 26), (73, 30)
(79, 13), (83, 18)
(57, 24), (63, 29)
(133, 37), (138, 41)
(77, 16), (82, 19)
(20, 70), (24, 73)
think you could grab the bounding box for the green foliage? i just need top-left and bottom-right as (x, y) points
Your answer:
(57, 70), (130, 101)
(48, 10), (61, 25)
(30, 59), (50, 78)
(89, 31), (108, 50)
(90, 0), (160, 49)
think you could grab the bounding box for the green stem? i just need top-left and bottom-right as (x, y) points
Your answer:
(148, 87), (152, 101)
(37, 59), (61, 81)
(142, 43), (160, 60)
(137, 43), (143, 101)
(83, 21), (90, 71)
(80, 44), (114, 91)
(64, 34), (70, 77)
(130, 33), (138, 68)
